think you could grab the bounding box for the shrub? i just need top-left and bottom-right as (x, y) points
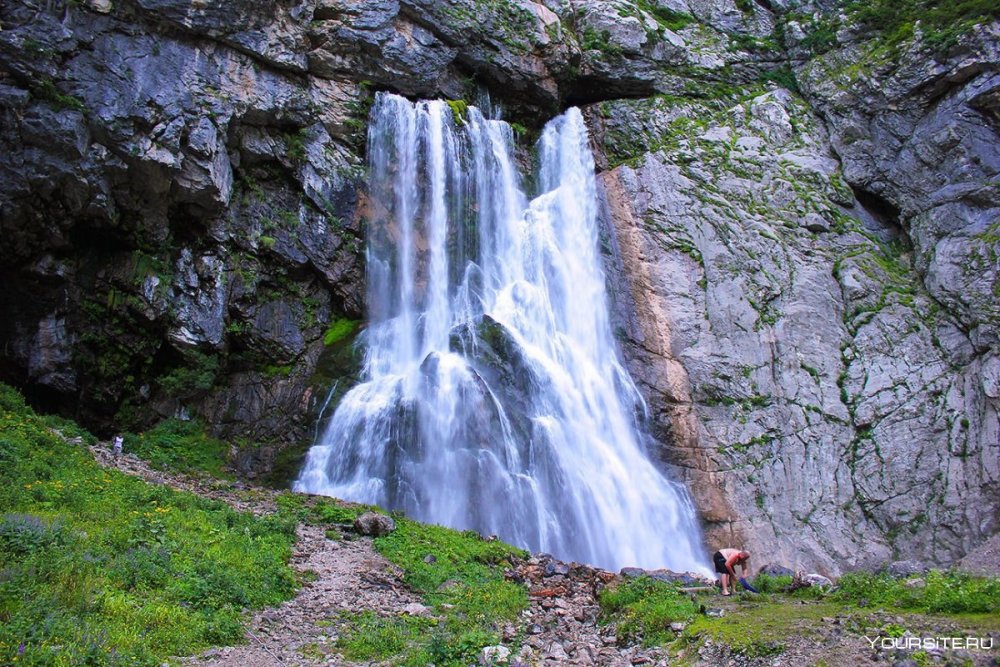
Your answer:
(834, 570), (1000, 614)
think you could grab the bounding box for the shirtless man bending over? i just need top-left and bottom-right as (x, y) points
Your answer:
(713, 548), (750, 596)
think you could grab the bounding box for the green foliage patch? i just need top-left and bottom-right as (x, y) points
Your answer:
(334, 611), (435, 661)
(633, 0), (695, 32)
(847, 0), (1000, 51)
(331, 517), (528, 666)
(834, 570), (1000, 614)
(322, 318), (359, 346)
(0, 384), (298, 666)
(598, 576), (699, 646)
(126, 418), (231, 479)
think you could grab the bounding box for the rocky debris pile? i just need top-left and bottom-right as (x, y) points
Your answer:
(502, 554), (715, 666)
(957, 534), (1000, 578)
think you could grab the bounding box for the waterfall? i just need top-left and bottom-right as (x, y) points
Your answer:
(296, 93), (708, 574)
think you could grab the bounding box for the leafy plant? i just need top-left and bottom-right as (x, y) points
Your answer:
(834, 570), (1000, 613)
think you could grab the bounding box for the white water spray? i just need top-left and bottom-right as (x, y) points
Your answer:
(296, 93), (708, 574)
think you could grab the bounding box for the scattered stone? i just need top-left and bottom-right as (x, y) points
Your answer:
(543, 641), (568, 661)
(353, 511), (396, 536)
(423, 554), (437, 563)
(669, 622), (687, 633)
(705, 608), (725, 618)
(437, 579), (462, 592)
(401, 602), (431, 616)
(544, 561), (570, 577)
(479, 645), (511, 665)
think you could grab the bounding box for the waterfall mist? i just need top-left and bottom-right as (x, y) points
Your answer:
(296, 93), (708, 574)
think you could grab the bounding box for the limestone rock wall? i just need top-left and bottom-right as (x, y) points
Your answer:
(587, 15), (999, 574)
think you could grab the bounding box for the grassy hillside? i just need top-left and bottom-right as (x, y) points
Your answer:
(0, 383), (528, 666)
(0, 383), (300, 666)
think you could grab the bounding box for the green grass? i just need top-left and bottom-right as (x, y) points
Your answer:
(598, 576), (699, 646)
(833, 570), (1000, 613)
(125, 419), (231, 478)
(681, 600), (846, 659)
(334, 611), (435, 661)
(273, 491), (372, 526)
(331, 517), (528, 666)
(846, 0), (1000, 50)
(0, 384), (299, 666)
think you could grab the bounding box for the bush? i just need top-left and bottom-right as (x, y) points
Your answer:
(751, 573), (794, 594)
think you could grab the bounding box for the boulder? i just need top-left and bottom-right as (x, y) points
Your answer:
(885, 560), (929, 579)
(352, 511), (396, 536)
(479, 645), (511, 665)
(757, 564), (795, 578)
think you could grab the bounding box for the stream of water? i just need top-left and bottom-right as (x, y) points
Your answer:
(296, 93), (708, 574)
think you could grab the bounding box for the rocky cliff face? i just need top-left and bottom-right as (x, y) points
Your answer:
(1, 0), (996, 571)
(589, 5), (999, 573)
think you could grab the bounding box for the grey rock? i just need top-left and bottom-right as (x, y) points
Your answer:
(886, 560), (928, 578)
(401, 602), (431, 616)
(353, 512), (396, 536)
(757, 564), (795, 577)
(544, 561), (571, 577)
(803, 573), (834, 588)
(590, 55), (999, 575)
(480, 645), (511, 665)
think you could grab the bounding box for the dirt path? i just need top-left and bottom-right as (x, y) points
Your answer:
(91, 443), (421, 667)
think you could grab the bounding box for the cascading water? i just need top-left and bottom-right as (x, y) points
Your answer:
(296, 93), (709, 574)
